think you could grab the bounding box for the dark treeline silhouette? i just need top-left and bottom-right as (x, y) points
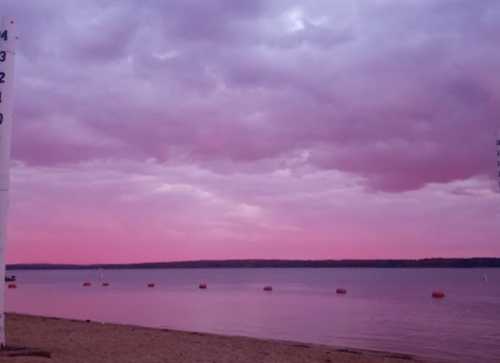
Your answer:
(6, 258), (500, 270)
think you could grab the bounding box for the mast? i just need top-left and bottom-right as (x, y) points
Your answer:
(0, 17), (16, 347)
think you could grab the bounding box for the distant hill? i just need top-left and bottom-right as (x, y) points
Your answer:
(6, 258), (500, 270)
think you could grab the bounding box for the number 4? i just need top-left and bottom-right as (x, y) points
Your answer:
(0, 30), (7, 41)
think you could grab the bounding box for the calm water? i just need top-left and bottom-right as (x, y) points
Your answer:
(6, 268), (500, 362)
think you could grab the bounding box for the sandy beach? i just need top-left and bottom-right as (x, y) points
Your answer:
(0, 313), (440, 363)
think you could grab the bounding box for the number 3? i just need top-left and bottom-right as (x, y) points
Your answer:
(0, 51), (5, 62)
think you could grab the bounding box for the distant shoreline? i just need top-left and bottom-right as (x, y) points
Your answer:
(7, 257), (500, 270)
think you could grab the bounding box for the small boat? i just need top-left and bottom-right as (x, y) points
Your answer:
(98, 268), (109, 287)
(5, 275), (16, 282)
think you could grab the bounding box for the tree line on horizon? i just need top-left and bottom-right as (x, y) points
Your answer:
(6, 258), (500, 270)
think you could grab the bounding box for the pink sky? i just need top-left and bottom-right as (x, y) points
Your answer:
(2, 0), (500, 263)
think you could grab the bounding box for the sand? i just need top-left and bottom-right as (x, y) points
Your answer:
(0, 313), (439, 363)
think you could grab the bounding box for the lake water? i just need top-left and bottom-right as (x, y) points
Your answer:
(6, 268), (500, 362)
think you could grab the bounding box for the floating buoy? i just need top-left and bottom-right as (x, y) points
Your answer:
(7, 283), (16, 289)
(82, 282), (92, 287)
(263, 286), (273, 292)
(432, 291), (445, 299)
(147, 283), (155, 288)
(102, 282), (110, 287)
(336, 288), (347, 294)
(199, 283), (207, 289)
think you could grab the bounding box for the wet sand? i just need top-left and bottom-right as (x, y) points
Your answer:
(1, 313), (438, 363)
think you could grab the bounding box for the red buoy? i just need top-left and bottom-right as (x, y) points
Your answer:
(336, 288), (347, 295)
(102, 282), (110, 287)
(82, 282), (92, 287)
(147, 283), (155, 288)
(7, 283), (16, 289)
(263, 286), (273, 292)
(432, 291), (445, 299)
(199, 283), (207, 289)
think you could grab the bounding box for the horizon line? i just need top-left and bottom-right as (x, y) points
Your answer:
(6, 257), (500, 269)
(7, 257), (500, 265)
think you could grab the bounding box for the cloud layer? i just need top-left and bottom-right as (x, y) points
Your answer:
(2, 0), (500, 262)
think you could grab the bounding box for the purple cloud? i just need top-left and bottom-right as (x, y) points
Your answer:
(1, 0), (500, 262)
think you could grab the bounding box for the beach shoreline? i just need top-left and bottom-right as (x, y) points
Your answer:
(0, 313), (441, 363)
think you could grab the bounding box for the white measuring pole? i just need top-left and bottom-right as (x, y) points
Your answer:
(0, 17), (16, 347)
(497, 131), (500, 191)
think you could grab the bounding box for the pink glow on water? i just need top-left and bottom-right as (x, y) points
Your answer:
(6, 268), (500, 362)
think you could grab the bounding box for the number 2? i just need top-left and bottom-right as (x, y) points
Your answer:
(0, 72), (5, 83)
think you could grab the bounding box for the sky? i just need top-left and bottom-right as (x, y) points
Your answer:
(2, 0), (500, 264)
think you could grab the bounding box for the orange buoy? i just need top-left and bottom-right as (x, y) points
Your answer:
(263, 286), (273, 292)
(82, 282), (92, 287)
(147, 283), (155, 288)
(432, 291), (445, 299)
(7, 283), (16, 289)
(102, 282), (110, 287)
(199, 283), (207, 289)
(336, 288), (347, 295)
